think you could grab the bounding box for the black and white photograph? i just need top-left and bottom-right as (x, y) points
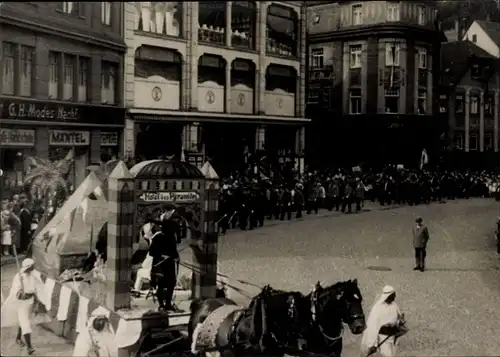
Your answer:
(0, 1), (499, 356)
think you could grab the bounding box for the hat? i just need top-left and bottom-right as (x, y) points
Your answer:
(382, 285), (395, 295)
(415, 216), (423, 223)
(21, 258), (35, 272)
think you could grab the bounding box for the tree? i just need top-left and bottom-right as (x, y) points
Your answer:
(437, 0), (500, 31)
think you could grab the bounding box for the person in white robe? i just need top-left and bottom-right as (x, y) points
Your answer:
(361, 285), (407, 357)
(1, 258), (47, 355)
(73, 307), (117, 357)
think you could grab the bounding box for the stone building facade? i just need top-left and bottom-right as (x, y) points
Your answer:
(306, 1), (447, 167)
(123, 1), (308, 177)
(0, 2), (126, 193)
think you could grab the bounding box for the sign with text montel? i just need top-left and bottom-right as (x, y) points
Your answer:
(139, 191), (200, 203)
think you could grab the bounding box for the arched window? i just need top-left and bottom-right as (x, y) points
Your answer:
(134, 46), (182, 82)
(198, 1), (227, 44)
(231, 1), (256, 49)
(266, 4), (298, 57)
(135, 2), (183, 37)
(265, 65), (296, 94)
(198, 55), (226, 86)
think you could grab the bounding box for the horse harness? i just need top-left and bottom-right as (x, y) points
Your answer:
(310, 286), (343, 346)
(194, 304), (244, 351)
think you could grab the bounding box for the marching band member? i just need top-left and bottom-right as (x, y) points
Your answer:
(361, 285), (407, 357)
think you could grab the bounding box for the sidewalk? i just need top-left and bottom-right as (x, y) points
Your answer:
(0, 253), (25, 267)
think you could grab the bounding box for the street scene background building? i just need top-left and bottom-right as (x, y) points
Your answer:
(0, 2), (126, 194)
(123, 1), (308, 178)
(306, 0), (447, 168)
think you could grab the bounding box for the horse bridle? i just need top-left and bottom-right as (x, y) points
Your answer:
(310, 285), (344, 345)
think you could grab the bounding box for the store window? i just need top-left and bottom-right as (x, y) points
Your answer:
(2, 42), (16, 95)
(100, 132), (120, 162)
(135, 2), (182, 37)
(266, 4), (298, 57)
(231, 1), (256, 49)
(198, 1), (226, 44)
(385, 88), (399, 113)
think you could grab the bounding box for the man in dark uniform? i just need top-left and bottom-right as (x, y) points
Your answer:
(412, 216), (430, 272)
(149, 211), (180, 311)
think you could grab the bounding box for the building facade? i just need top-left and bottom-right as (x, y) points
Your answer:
(306, 1), (446, 167)
(0, 2), (126, 192)
(123, 1), (308, 177)
(440, 41), (499, 169)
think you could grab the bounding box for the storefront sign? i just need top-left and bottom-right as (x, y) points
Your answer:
(101, 132), (118, 146)
(49, 130), (90, 146)
(138, 191), (200, 203)
(0, 99), (125, 126)
(0, 128), (35, 147)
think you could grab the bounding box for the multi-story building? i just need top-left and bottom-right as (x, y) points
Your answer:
(440, 40), (499, 168)
(306, 1), (447, 167)
(0, 2), (126, 192)
(123, 1), (308, 177)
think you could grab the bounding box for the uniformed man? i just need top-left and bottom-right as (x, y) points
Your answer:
(148, 211), (180, 311)
(412, 217), (430, 272)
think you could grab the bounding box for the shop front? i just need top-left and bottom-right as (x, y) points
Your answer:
(0, 98), (125, 194)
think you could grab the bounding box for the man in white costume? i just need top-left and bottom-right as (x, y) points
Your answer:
(73, 307), (117, 357)
(1, 258), (46, 355)
(361, 285), (407, 357)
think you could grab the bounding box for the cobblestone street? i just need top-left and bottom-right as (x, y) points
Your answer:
(2, 199), (499, 356)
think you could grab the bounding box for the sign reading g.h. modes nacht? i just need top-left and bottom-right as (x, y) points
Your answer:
(0, 99), (125, 126)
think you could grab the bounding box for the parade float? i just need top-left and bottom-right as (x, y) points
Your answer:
(29, 159), (221, 356)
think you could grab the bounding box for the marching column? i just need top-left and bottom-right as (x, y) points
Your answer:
(106, 161), (135, 310)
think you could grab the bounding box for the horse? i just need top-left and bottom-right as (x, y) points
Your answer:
(301, 279), (366, 357)
(188, 285), (310, 357)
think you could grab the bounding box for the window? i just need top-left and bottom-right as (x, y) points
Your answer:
(485, 134), (493, 150)
(439, 94), (448, 113)
(418, 6), (425, 25)
(78, 57), (89, 102)
(20, 46), (34, 97)
(470, 96), (479, 114)
(101, 61), (117, 104)
(387, 2), (400, 22)
(417, 48), (427, 69)
(385, 88), (399, 113)
(469, 134), (478, 150)
(472, 34), (477, 43)
(454, 133), (463, 149)
(48, 52), (60, 99)
(231, 1), (257, 49)
(417, 89), (427, 115)
(63, 54), (75, 100)
(2, 42), (16, 95)
(350, 88), (362, 114)
(199, 1), (226, 44)
(350, 45), (362, 68)
(485, 95), (494, 116)
(266, 4), (298, 56)
(307, 89), (320, 104)
(101, 2), (111, 25)
(136, 2), (182, 37)
(455, 95), (464, 114)
(352, 4), (363, 25)
(385, 43), (400, 66)
(58, 2), (79, 15)
(311, 48), (324, 68)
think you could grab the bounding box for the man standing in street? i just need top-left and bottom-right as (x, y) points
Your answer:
(412, 217), (430, 272)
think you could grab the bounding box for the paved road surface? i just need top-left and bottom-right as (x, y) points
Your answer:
(2, 199), (499, 356)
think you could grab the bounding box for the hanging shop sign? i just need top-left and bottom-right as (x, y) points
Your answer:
(49, 130), (90, 146)
(101, 132), (119, 146)
(138, 191), (200, 203)
(0, 99), (125, 126)
(0, 128), (35, 147)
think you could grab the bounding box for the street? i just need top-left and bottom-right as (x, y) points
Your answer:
(2, 199), (499, 356)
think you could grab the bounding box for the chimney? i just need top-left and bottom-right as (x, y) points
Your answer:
(455, 19), (461, 42)
(486, 12), (491, 21)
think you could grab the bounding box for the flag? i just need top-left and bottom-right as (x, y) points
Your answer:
(420, 148), (429, 170)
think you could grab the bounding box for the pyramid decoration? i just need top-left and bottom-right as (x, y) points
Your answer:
(200, 161), (219, 180)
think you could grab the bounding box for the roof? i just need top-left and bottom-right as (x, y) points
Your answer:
(441, 40), (497, 86)
(130, 159), (204, 180)
(475, 20), (500, 47)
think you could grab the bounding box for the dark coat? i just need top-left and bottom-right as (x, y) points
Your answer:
(149, 222), (179, 282)
(412, 224), (430, 248)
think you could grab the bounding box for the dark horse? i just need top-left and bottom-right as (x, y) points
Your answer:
(188, 286), (309, 356)
(301, 279), (366, 357)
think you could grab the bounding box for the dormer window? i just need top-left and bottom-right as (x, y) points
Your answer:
(472, 34), (477, 43)
(387, 2), (400, 22)
(352, 5), (363, 25)
(418, 6), (426, 25)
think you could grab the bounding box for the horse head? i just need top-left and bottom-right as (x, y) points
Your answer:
(250, 286), (309, 353)
(310, 279), (366, 336)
